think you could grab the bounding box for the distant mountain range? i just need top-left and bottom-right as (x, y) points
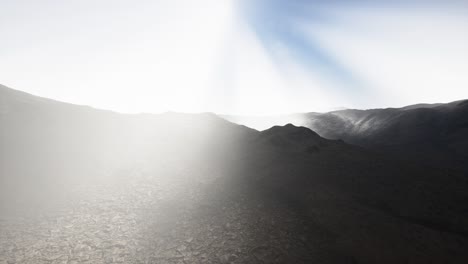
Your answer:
(1, 84), (468, 263)
(225, 99), (468, 173)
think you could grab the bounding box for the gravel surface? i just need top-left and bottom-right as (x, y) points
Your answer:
(0, 166), (319, 264)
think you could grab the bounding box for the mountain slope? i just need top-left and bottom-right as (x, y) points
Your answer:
(1, 85), (468, 263)
(298, 100), (468, 172)
(225, 100), (468, 172)
(0, 84), (257, 209)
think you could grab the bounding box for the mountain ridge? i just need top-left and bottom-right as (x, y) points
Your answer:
(1, 85), (468, 263)
(225, 98), (468, 172)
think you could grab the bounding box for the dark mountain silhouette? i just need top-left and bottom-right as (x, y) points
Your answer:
(225, 100), (468, 173)
(1, 84), (467, 263)
(257, 123), (338, 153)
(297, 100), (468, 172)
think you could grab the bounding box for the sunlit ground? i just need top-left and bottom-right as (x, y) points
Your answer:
(0, 109), (314, 263)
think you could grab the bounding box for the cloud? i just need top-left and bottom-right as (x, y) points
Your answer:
(2, 0), (468, 114)
(214, 19), (352, 115)
(298, 5), (468, 107)
(0, 0), (237, 113)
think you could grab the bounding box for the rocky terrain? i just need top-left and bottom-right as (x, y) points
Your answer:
(1, 85), (468, 263)
(0, 158), (324, 264)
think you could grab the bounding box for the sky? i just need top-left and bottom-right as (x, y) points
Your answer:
(1, 0), (468, 115)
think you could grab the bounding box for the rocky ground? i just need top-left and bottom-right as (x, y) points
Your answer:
(0, 165), (322, 264)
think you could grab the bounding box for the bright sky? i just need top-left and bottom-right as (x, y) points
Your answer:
(1, 0), (468, 115)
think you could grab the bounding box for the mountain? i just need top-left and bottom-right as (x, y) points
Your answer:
(1, 84), (468, 263)
(297, 100), (468, 172)
(225, 100), (468, 173)
(0, 84), (256, 209)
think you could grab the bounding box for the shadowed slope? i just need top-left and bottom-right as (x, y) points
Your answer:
(299, 100), (468, 172)
(224, 100), (468, 172)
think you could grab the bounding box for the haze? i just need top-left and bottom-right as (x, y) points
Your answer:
(2, 0), (468, 115)
(2, 1), (468, 262)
